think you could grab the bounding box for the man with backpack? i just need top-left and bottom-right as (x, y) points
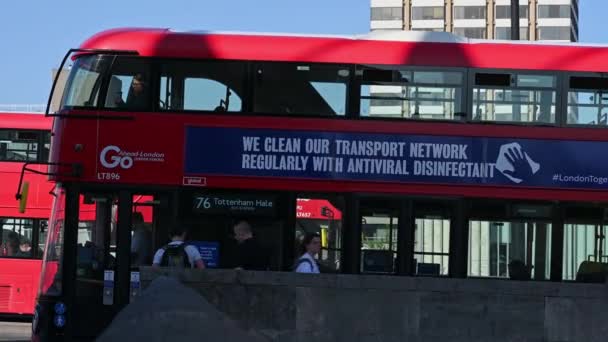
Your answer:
(152, 226), (205, 269)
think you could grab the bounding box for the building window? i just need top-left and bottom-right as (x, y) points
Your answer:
(453, 27), (486, 39)
(371, 7), (403, 21)
(453, 6), (486, 20)
(411, 6), (444, 20)
(411, 28), (444, 32)
(495, 5), (529, 19)
(538, 4), (571, 18)
(495, 27), (529, 40)
(537, 26), (571, 40)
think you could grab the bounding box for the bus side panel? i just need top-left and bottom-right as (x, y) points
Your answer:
(0, 162), (54, 219)
(0, 258), (42, 315)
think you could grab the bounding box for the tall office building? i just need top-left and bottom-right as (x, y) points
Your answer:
(370, 0), (579, 42)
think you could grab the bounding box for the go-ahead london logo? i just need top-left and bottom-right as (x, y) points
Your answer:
(99, 145), (165, 169)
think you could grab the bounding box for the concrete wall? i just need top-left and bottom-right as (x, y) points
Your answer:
(140, 268), (608, 342)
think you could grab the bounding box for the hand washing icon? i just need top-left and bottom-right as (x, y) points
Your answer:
(495, 143), (540, 184)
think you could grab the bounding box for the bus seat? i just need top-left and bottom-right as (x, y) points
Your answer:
(536, 107), (552, 123)
(361, 249), (394, 273)
(576, 261), (608, 283)
(105, 76), (123, 108)
(473, 107), (483, 121)
(417, 262), (440, 276)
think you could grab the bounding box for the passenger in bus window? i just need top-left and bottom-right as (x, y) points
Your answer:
(16, 240), (33, 258)
(118, 73), (149, 110)
(293, 233), (321, 274)
(152, 226), (205, 269)
(2, 231), (20, 257)
(130, 212), (152, 266)
(105, 76), (124, 108)
(232, 220), (270, 271)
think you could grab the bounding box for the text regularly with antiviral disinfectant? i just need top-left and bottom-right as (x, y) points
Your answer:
(184, 127), (608, 190)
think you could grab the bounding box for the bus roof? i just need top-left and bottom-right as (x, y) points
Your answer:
(79, 27), (608, 73)
(0, 112), (52, 130)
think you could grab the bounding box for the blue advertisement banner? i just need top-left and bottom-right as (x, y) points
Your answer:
(189, 241), (219, 268)
(184, 126), (608, 190)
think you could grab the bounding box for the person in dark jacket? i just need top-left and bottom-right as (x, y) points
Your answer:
(232, 220), (270, 271)
(130, 212), (152, 266)
(116, 73), (149, 110)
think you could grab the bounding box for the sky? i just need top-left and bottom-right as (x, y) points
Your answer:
(0, 0), (605, 105)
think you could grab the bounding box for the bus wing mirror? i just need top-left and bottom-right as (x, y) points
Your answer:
(18, 181), (30, 214)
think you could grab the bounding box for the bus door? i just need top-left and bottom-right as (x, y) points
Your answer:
(69, 191), (121, 338)
(68, 190), (170, 339)
(129, 193), (170, 299)
(130, 193), (168, 269)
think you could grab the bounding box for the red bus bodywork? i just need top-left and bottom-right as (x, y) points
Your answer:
(49, 28), (608, 202)
(0, 112), (53, 316)
(36, 27), (608, 341)
(80, 28), (608, 73)
(0, 113), (53, 219)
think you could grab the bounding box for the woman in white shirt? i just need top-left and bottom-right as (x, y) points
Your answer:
(294, 233), (321, 273)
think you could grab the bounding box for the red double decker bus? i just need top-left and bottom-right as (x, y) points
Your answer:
(0, 112), (52, 316)
(33, 28), (608, 340)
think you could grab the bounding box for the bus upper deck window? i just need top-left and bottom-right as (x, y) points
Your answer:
(359, 67), (464, 121)
(567, 76), (608, 126)
(159, 60), (246, 113)
(0, 129), (41, 162)
(102, 57), (153, 111)
(253, 63), (349, 116)
(473, 72), (557, 124)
